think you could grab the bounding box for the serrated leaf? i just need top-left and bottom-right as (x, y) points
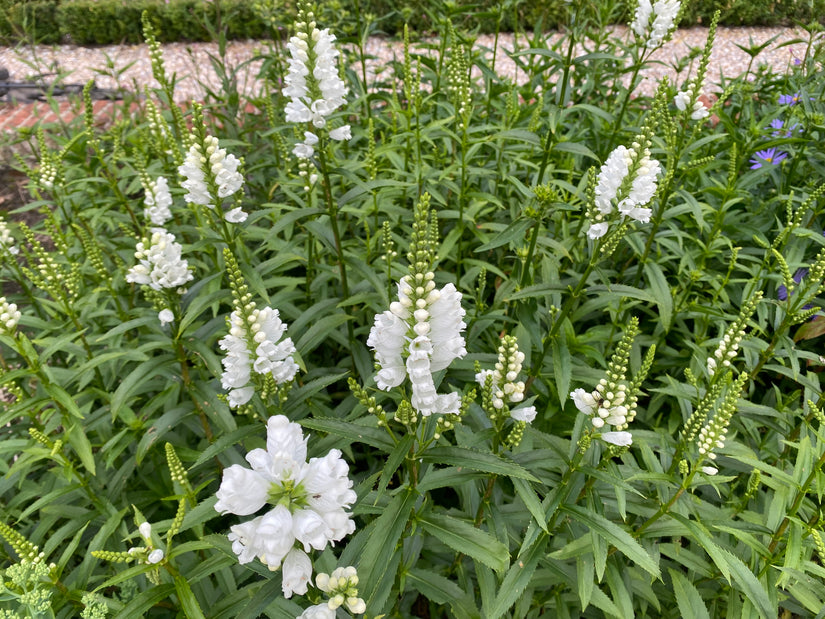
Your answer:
(644, 262), (673, 330)
(512, 477), (548, 532)
(488, 533), (549, 619)
(376, 434), (414, 502)
(300, 417), (394, 452)
(561, 505), (660, 578)
(719, 548), (775, 619)
(357, 489), (417, 608)
(407, 568), (480, 619)
(66, 420), (96, 475)
(419, 512), (509, 573)
(420, 446), (539, 482)
(669, 568), (711, 619)
(174, 573), (206, 619)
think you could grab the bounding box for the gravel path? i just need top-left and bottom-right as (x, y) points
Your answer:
(0, 26), (815, 104)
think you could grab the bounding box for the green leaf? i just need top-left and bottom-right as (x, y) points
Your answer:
(669, 568), (711, 619)
(487, 533), (549, 619)
(420, 446), (539, 482)
(300, 417), (395, 452)
(561, 505), (660, 578)
(643, 262), (673, 330)
(719, 548), (775, 619)
(294, 312), (351, 353)
(512, 477), (548, 532)
(356, 489), (418, 608)
(112, 584), (176, 619)
(44, 382), (83, 419)
(475, 218), (534, 252)
(66, 420), (96, 475)
(418, 512), (509, 573)
(406, 568), (480, 619)
(376, 434), (414, 502)
(174, 572), (206, 619)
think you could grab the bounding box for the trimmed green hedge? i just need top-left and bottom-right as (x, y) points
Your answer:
(1, 0), (824, 46)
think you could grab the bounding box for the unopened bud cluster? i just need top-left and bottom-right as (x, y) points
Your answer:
(707, 291), (762, 376)
(475, 335), (536, 425)
(313, 566), (366, 615)
(697, 371), (748, 461)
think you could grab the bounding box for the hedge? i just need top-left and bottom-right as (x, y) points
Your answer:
(1, 0), (824, 46)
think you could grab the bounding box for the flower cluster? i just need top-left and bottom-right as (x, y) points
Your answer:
(178, 135), (246, 222)
(219, 306), (299, 407)
(298, 566), (367, 617)
(215, 416), (356, 598)
(128, 521), (165, 566)
(142, 175), (173, 226)
(284, 7), (349, 132)
(570, 318), (646, 446)
(630, 0), (680, 49)
(368, 274), (466, 416)
(769, 118), (802, 138)
(476, 335), (536, 422)
(125, 228), (193, 291)
(588, 142), (661, 239)
(0, 297), (21, 336)
(0, 218), (18, 256)
(674, 83), (709, 120)
(779, 92), (802, 106)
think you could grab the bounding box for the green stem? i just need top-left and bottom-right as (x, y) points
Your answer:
(317, 142), (356, 357)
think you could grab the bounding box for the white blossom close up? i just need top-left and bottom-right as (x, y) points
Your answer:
(125, 228), (193, 291)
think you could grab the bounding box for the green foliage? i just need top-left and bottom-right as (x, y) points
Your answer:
(1, 2), (825, 618)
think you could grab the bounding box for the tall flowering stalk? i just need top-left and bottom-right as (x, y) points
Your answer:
(630, 0), (680, 49)
(215, 416), (356, 598)
(218, 249), (298, 409)
(282, 0), (355, 352)
(366, 194), (467, 419)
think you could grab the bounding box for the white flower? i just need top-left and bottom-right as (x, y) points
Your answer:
(570, 388), (598, 416)
(0, 297), (22, 335)
(329, 125), (351, 141)
(158, 309), (174, 326)
(367, 275), (466, 417)
(0, 219), (18, 256)
(633, 0), (680, 48)
(143, 176), (173, 225)
(178, 135), (243, 209)
(690, 101), (709, 120)
(147, 549), (164, 564)
(297, 604), (336, 619)
(126, 228), (193, 291)
(674, 89), (691, 111)
(284, 27), (348, 128)
(601, 431), (633, 446)
(215, 416), (356, 580)
(595, 145), (630, 214)
(219, 307), (298, 407)
(224, 207), (248, 223)
(587, 222), (608, 239)
(510, 405), (537, 423)
(701, 466), (718, 475)
(282, 548), (312, 598)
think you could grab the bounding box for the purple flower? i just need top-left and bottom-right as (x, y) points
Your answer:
(749, 148), (788, 169)
(769, 119), (802, 138)
(778, 268), (809, 301)
(793, 58), (802, 66)
(779, 92), (802, 105)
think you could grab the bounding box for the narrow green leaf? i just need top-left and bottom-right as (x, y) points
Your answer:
(420, 446), (539, 482)
(488, 534), (549, 619)
(407, 568), (480, 619)
(719, 548), (775, 619)
(552, 336), (571, 408)
(174, 573), (206, 619)
(44, 383), (83, 419)
(669, 568), (711, 619)
(66, 420), (96, 475)
(419, 512), (509, 573)
(561, 505), (660, 578)
(357, 489), (417, 607)
(643, 262), (673, 330)
(475, 218), (534, 252)
(112, 584), (176, 619)
(299, 417), (394, 452)
(376, 434), (414, 502)
(512, 477), (548, 532)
